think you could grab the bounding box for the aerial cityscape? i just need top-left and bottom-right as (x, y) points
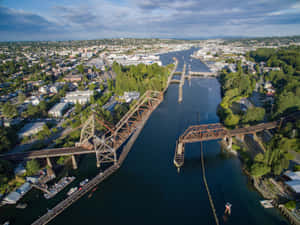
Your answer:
(1, 1), (300, 225)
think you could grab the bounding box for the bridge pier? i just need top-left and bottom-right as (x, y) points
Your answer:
(253, 133), (259, 141)
(236, 134), (245, 142)
(46, 157), (53, 168)
(96, 151), (101, 168)
(178, 85), (183, 102)
(71, 155), (78, 170)
(223, 136), (232, 150)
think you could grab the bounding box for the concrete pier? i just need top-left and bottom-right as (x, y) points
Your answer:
(46, 157), (52, 168)
(178, 64), (186, 103)
(71, 155), (78, 170)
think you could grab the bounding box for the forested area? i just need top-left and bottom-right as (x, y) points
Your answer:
(112, 62), (173, 95)
(218, 61), (258, 127)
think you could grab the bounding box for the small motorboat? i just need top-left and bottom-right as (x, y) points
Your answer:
(16, 203), (27, 209)
(225, 202), (232, 215)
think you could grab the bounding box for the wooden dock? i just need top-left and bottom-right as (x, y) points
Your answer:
(178, 63), (186, 103)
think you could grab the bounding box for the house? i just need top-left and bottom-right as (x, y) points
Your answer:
(264, 82), (276, 96)
(238, 98), (253, 112)
(64, 74), (82, 82)
(25, 96), (42, 106)
(263, 67), (281, 73)
(48, 102), (69, 117)
(49, 84), (62, 93)
(264, 82), (273, 89)
(38, 86), (49, 94)
(18, 122), (45, 138)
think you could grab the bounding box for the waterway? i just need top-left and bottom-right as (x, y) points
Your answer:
(0, 47), (288, 225)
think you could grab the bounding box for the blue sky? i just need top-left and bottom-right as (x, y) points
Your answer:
(1, 0), (300, 41)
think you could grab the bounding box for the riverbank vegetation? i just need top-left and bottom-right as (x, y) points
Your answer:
(112, 62), (173, 95)
(219, 46), (300, 179)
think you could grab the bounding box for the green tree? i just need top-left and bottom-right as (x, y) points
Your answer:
(242, 107), (265, 124)
(2, 102), (18, 118)
(26, 159), (40, 176)
(76, 64), (85, 74)
(224, 113), (240, 127)
(18, 92), (26, 103)
(250, 163), (271, 177)
(285, 201), (296, 210)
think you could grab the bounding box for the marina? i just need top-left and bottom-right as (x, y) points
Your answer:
(43, 176), (75, 199)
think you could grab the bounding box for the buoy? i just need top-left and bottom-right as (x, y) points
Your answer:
(225, 202), (232, 215)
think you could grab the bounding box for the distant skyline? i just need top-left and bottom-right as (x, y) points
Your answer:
(1, 0), (300, 41)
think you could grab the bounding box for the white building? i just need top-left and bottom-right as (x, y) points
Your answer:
(18, 122), (45, 138)
(25, 96), (43, 106)
(48, 102), (69, 117)
(64, 90), (93, 105)
(122, 91), (140, 103)
(38, 86), (49, 94)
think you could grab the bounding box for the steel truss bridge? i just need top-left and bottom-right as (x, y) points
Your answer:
(174, 111), (300, 168)
(0, 90), (163, 169)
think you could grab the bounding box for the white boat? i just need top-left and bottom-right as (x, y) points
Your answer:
(260, 200), (274, 208)
(67, 187), (78, 196)
(79, 179), (89, 186)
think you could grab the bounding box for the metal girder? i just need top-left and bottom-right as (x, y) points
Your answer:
(93, 136), (116, 167)
(80, 113), (95, 145)
(179, 121), (280, 144)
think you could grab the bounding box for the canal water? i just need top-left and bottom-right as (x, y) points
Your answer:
(0, 48), (288, 225)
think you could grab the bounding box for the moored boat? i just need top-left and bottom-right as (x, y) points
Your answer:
(67, 187), (78, 196)
(79, 178), (89, 186)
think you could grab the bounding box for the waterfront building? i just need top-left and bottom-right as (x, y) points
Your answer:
(3, 192), (21, 204)
(283, 171), (300, 193)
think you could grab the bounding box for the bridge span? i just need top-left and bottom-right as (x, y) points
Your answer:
(174, 120), (280, 168)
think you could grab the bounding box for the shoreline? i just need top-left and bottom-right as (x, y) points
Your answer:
(221, 138), (299, 225)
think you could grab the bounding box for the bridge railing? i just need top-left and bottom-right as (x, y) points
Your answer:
(115, 90), (162, 132)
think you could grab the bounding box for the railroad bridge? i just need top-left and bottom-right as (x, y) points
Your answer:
(173, 114), (300, 169)
(0, 90), (163, 169)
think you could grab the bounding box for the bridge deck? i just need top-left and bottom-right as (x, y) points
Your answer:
(0, 147), (93, 160)
(174, 120), (282, 168)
